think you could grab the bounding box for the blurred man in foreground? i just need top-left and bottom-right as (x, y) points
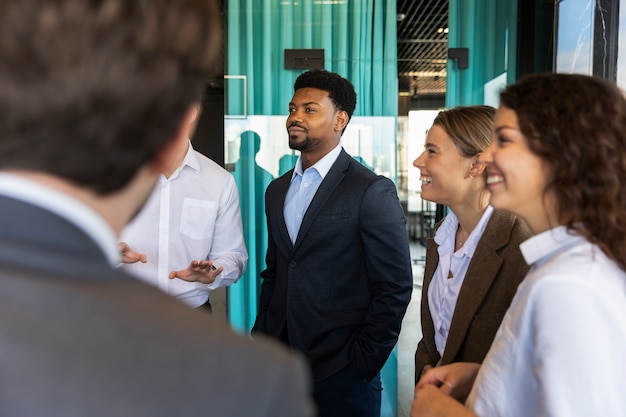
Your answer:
(0, 1), (314, 416)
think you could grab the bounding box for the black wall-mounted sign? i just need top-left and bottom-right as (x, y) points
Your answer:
(284, 49), (325, 70)
(448, 48), (469, 69)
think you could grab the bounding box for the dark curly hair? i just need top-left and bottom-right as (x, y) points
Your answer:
(294, 69), (357, 123)
(500, 73), (626, 272)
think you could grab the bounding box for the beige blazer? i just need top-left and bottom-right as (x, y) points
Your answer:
(415, 210), (532, 383)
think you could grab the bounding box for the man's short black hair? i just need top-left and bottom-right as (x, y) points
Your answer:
(293, 70), (357, 120)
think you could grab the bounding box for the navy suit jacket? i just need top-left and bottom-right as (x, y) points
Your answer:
(253, 149), (413, 381)
(0, 195), (314, 417)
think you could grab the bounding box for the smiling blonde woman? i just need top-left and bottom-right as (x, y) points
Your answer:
(412, 106), (531, 388)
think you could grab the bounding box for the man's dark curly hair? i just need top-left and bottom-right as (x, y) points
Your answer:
(293, 69), (357, 120)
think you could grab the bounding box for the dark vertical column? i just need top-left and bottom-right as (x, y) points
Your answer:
(191, 0), (225, 167)
(517, 0), (555, 79)
(192, 81), (225, 167)
(191, 0), (227, 321)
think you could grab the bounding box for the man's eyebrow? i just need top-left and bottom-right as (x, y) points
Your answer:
(289, 101), (321, 107)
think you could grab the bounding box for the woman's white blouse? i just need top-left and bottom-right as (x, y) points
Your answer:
(467, 226), (626, 416)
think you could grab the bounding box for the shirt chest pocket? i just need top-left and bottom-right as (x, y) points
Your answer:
(179, 198), (218, 240)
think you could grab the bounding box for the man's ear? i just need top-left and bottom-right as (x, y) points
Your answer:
(334, 110), (349, 132)
(186, 103), (201, 138)
(150, 104), (199, 173)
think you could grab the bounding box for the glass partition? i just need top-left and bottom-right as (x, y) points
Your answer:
(618, 0), (626, 87)
(555, 0), (594, 75)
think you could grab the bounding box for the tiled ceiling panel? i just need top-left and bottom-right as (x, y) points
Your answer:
(397, 0), (448, 97)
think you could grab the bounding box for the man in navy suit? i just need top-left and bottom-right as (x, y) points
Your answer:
(252, 69), (413, 417)
(0, 1), (314, 416)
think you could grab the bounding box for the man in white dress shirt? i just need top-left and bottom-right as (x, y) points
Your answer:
(120, 119), (248, 311)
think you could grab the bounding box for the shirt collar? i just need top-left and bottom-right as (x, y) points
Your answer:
(462, 205), (494, 256)
(163, 140), (198, 182)
(0, 173), (120, 266)
(291, 144), (342, 181)
(520, 225), (588, 267)
(434, 209), (459, 248)
(435, 205), (495, 257)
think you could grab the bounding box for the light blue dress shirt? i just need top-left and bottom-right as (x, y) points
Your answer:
(284, 144), (342, 244)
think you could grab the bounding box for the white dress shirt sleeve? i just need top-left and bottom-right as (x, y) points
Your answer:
(206, 174), (248, 290)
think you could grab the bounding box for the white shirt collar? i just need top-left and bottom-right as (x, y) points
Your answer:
(435, 205), (495, 257)
(163, 140), (199, 182)
(291, 144), (342, 180)
(520, 225), (588, 267)
(0, 173), (120, 266)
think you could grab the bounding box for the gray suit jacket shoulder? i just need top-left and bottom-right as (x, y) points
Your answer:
(0, 196), (314, 417)
(415, 209), (531, 382)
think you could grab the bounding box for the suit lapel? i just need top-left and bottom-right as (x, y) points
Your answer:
(270, 170), (295, 252)
(421, 236), (440, 356)
(292, 150), (349, 252)
(441, 210), (514, 363)
(423, 237), (439, 294)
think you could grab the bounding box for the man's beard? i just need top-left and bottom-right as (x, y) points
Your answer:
(289, 135), (316, 152)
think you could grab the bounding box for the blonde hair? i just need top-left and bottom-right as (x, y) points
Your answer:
(432, 105), (495, 157)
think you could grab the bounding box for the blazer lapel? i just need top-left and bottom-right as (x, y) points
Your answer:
(440, 211), (515, 363)
(292, 150), (349, 252)
(420, 236), (440, 354)
(422, 237), (439, 300)
(270, 171), (295, 252)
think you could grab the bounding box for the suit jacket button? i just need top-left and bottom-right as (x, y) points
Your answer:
(290, 261), (297, 268)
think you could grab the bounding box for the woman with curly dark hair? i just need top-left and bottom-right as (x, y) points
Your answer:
(412, 73), (626, 417)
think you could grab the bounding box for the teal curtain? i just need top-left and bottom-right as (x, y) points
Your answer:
(226, 0), (397, 117)
(226, 0), (398, 334)
(226, 1), (400, 416)
(447, 0), (518, 106)
(228, 130), (272, 336)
